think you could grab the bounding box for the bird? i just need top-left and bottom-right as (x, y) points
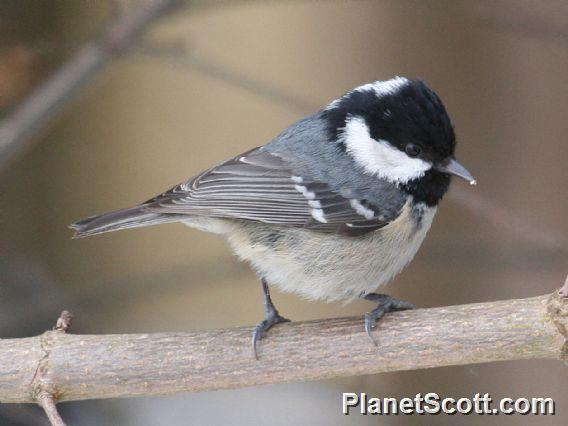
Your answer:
(70, 76), (476, 359)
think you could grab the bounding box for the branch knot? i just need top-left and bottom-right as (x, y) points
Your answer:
(547, 287), (568, 362)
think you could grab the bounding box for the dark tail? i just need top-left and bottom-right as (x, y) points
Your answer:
(70, 206), (178, 239)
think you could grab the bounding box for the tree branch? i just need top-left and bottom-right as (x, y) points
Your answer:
(36, 392), (66, 426)
(0, 289), (566, 404)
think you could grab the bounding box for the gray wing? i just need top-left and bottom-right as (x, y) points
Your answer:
(143, 147), (396, 236)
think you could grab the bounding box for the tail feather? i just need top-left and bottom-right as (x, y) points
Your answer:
(70, 206), (179, 238)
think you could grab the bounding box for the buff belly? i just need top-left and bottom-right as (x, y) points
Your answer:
(185, 202), (436, 303)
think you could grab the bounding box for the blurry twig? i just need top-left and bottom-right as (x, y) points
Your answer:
(137, 41), (316, 113)
(0, 0), (182, 171)
(4, 0), (568, 172)
(0, 289), (566, 405)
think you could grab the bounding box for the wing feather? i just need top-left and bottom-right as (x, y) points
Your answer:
(143, 147), (395, 235)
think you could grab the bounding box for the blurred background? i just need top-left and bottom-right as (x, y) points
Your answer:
(1, 0), (566, 425)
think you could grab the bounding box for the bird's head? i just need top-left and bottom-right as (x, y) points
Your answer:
(322, 77), (475, 204)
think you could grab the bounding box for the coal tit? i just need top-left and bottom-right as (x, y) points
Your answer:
(71, 77), (475, 358)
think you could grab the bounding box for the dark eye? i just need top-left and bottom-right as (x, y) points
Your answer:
(405, 143), (422, 157)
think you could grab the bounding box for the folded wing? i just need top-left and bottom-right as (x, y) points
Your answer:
(144, 147), (395, 236)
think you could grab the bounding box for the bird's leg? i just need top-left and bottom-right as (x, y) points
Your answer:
(252, 278), (290, 359)
(362, 293), (415, 346)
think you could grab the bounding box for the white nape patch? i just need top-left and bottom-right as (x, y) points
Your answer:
(311, 208), (327, 223)
(308, 200), (322, 208)
(294, 184), (316, 200)
(349, 199), (375, 220)
(324, 77), (409, 111)
(355, 76), (409, 98)
(340, 116), (431, 184)
(291, 175), (303, 183)
(325, 98), (341, 111)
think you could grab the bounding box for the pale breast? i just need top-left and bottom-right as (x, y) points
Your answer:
(223, 200), (437, 303)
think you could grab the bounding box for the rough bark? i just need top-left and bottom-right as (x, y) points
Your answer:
(0, 291), (566, 404)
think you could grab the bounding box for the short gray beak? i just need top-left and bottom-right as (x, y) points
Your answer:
(435, 157), (477, 186)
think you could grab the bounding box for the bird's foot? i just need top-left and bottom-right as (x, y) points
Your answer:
(363, 293), (415, 346)
(252, 308), (290, 359)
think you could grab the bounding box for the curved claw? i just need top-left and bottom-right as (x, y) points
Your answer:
(251, 314), (290, 359)
(252, 322), (267, 360)
(362, 294), (415, 347)
(364, 313), (378, 346)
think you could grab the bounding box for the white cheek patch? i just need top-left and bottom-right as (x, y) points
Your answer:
(340, 116), (431, 184)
